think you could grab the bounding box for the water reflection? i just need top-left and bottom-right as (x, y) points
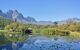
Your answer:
(0, 36), (80, 50)
(0, 43), (12, 50)
(19, 36), (80, 50)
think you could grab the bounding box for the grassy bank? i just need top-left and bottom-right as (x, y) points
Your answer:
(0, 30), (28, 44)
(33, 28), (80, 40)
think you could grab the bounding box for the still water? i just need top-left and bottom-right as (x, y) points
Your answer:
(0, 36), (80, 50)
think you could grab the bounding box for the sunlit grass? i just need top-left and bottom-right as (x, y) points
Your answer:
(68, 32), (80, 40)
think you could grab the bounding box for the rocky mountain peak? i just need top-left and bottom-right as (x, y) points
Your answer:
(12, 10), (19, 17)
(25, 16), (37, 22)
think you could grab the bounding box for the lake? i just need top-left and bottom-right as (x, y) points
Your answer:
(0, 36), (80, 50)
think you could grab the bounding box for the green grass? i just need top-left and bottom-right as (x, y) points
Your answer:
(0, 28), (80, 43)
(0, 30), (21, 34)
(68, 32), (80, 40)
(33, 28), (70, 36)
(33, 28), (80, 40)
(0, 30), (27, 43)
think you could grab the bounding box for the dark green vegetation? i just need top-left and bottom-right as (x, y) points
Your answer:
(0, 16), (12, 29)
(0, 16), (80, 45)
(0, 33), (11, 45)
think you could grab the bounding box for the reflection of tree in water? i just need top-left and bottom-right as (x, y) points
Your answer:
(0, 33), (11, 45)
(24, 28), (32, 35)
(5, 32), (28, 43)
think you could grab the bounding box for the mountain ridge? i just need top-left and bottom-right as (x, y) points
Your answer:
(0, 10), (80, 25)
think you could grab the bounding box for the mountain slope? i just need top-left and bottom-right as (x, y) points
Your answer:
(24, 16), (37, 22)
(0, 10), (37, 23)
(57, 18), (80, 25)
(0, 10), (80, 25)
(0, 10), (7, 18)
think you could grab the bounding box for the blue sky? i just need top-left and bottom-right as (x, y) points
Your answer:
(0, 0), (80, 21)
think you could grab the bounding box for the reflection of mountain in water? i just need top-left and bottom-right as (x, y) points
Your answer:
(19, 36), (80, 50)
(0, 36), (80, 50)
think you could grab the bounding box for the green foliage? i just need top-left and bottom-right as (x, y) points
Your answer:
(4, 33), (27, 42)
(53, 21), (58, 27)
(4, 22), (27, 33)
(0, 16), (12, 29)
(0, 16), (80, 42)
(33, 28), (70, 37)
(40, 28), (56, 36)
(57, 23), (80, 32)
(3, 22), (29, 42)
(0, 33), (11, 45)
(69, 32), (80, 40)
